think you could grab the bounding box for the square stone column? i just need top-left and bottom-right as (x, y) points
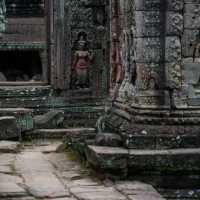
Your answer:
(132, 0), (183, 108)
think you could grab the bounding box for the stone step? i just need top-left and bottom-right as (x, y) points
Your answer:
(0, 97), (62, 109)
(63, 106), (104, 128)
(0, 116), (21, 140)
(0, 141), (21, 153)
(159, 188), (200, 200)
(86, 145), (200, 175)
(25, 128), (96, 139)
(0, 108), (33, 131)
(0, 85), (54, 98)
(0, 85), (57, 114)
(123, 134), (200, 150)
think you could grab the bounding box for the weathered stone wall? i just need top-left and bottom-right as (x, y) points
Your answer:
(104, 0), (200, 140)
(114, 0), (200, 109)
(181, 0), (200, 107)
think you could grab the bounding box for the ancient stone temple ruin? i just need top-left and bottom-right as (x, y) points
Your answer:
(0, 0), (200, 200)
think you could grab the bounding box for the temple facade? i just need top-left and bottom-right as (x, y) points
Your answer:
(0, 0), (200, 174)
(0, 0), (111, 127)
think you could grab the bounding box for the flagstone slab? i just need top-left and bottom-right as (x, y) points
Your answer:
(24, 173), (70, 198)
(0, 141), (20, 153)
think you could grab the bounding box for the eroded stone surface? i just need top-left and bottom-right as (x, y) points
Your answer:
(0, 182), (27, 197)
(0, 141), (165, 200)
(24, 173), (70, 198)
(0, 174), (26, 198)
(115, 181), (165, 200)
(15, 151), (70, 198)
(0, 141), (20, 153)
(0, 117), (21, 140)
(0, 165), (13, 174)
(34, 110), (64, 129)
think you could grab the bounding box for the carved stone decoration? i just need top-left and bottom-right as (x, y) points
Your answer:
(0, 0), (6, 36)
(166, 12), (183, 35)
(71, 32), (94, 89)
(70, 0), (93, 28)
(184, 4), (200, 29)
(109, 0), (123, 101)
(64, 0), (109, 96)
(136, 63), (162, 91)
(165, 37), (181, 63)
(166, 62), (182, 89)
(118, 29), (136, 102)
(167, 0), (183, 11)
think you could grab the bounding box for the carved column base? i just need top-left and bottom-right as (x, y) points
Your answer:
(104, 103), (200, 150)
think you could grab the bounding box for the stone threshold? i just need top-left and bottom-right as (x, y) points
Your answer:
(86, 145), (200, 174)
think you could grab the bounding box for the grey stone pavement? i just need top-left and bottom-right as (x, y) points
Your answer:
(0, 140), (165, 200)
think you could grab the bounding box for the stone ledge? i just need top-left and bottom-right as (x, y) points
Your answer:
(129, 148), (200, 173)
(26, 128), (96, 139)
(124, 134), (200, 149)
(115, 181), (165, 200)
(86, 145), (200, 174)
(85, 145), (128, 175)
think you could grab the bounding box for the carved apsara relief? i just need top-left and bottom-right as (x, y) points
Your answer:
(71, 32), (93, 89)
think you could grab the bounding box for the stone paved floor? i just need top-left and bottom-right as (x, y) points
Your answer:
(0, 140), (165, 200)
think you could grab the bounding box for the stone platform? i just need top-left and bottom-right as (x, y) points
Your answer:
(0, 140), (166, 200)
(0, 85), (105, 128)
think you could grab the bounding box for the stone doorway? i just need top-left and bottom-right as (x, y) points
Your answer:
(0, 50), (43, 83)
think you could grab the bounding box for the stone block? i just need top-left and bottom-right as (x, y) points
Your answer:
(182, 59), (200, 85)
(134, 0), (183, 11)
(85, 145), (128, 171)
(166, 12), (183, 35)
(134, 11), (162, 37)
(134, 90), (166, 107)
(184, 4), (200, 29)
(128, 148), (200, 172)
(165, 62), (182, 89)
(34, 110), (64, 129)
(0, 141), (20, 153)
(182, 29), (199, 57)
(166, 0), (183, 11)
(135, 38), (163, 63)
(125, 135), (156, 149)
(134, 0), (161, 11)
(0, 116), (21, 140)
(165, 36), (181, 63)
(95, 133), (123, 147)
(0, 108), (33, 131)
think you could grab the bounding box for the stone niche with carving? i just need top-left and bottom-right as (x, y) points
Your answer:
(0, 0), (47, 83)
(65, 0), (110, 97)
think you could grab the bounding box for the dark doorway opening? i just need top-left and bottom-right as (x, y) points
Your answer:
(0, 50), (43, 82)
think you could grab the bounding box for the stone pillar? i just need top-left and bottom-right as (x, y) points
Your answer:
(180, 0), (200, 107)
(133, 0), (167, 108)
(110, 0), (123, 100)
(165, 0), (183, 108)
(132, 0), (183, 108)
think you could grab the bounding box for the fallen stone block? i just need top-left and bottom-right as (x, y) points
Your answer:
(0, 116), (21, 140)
(34, 110), (64, 129)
